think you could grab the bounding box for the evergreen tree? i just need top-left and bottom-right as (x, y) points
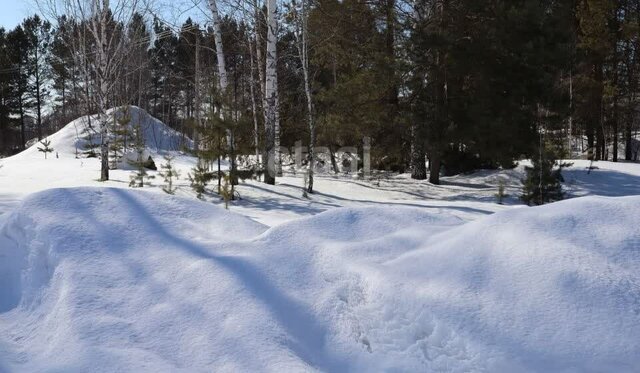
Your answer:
(37, 137), (54, 159)
(6, 26), (31, 150)
(0, 28), (13, 154)
(110, 107), (133, 168)
(125, 13), (151, 108)
(188, 160), (214, 199)
(128, 124), (154, 187)
(159, 155), (180, 194)
(49, 16), (80, 124)
(219, 173), (233, 209)
(22, 15), (52, 140)
(521, 145), (572, 206)
(80, 121), (100, 158)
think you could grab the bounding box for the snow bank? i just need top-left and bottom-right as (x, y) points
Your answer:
(0, 188), (639, 371)
(11, 106), (191, 160)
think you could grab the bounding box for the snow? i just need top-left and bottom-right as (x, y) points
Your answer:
(1, 107), (640, 371)
(13, 106), (189, 160)
(1, 189), (639, 371)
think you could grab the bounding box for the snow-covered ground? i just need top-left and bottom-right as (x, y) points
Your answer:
(1, 108), (639, 372)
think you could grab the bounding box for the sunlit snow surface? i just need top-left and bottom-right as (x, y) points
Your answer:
(0, 108), (639, 372)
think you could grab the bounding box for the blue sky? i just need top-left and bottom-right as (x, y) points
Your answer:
(0, 1), (37, 30)
(0, 0), (209, 31)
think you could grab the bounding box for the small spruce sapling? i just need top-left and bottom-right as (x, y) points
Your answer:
(80, 121), (99, 158)
(159, 155), (180, 194)
(219, 173), (233, 209)
(38, 138), (54, 159)
(129, 124), (155, 187)
(188, 159), (214, 199)
(110, 107), (133, 168)
(521, 145), (572, 205)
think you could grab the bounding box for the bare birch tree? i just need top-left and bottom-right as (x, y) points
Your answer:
(208, 0), (240, 187)
(39, 0), (141, 181)
(291, 0), (315, 192)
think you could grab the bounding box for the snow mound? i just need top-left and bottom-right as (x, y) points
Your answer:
(1, 189), (639, 371)
(13, 106), (191, 160)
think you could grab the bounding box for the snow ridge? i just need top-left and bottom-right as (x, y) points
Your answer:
(1, 188), (639, 372)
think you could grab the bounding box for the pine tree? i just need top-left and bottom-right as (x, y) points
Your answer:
(128, 124), (154, 187)
(0, 28), (14, 154)
(521, 146), (572, 206)
(37, 137), (53, 159)
(6, 26), (31, 150)
(188, 160), (214, 199)
(219, 173), (232, 209)
(22, 15), (52, 141)
(80, 122), (100, 158)
(159, 155), (180, 194)
(110, 107), (132, 168)
(49, 16), (81, 124)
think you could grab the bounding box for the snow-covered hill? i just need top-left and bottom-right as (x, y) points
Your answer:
(14, 106), (191, 160)
(0, 107), (198, 201)
(0, 188), (638, 372)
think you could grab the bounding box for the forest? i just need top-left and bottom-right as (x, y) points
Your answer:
(2, 1), (640, 370)
(0, 0), (638, 186)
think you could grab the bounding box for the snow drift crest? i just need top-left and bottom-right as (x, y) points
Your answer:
(0, 189), (639, 371)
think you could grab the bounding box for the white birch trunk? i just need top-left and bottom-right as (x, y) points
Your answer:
(208, 0), (229, 92)
(194, 32), (201, 153)
(264, 0), (278, 184)
(249, 38), (261, 163)
(209, 0), (236, 181)
(294, 0), (315, 192)
(91, 0), (112, 181)
(54, 0), (139, 180)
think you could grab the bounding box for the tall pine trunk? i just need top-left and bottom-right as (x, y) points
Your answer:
(429, 152), (441, 184)
(410, 123), (426, 180)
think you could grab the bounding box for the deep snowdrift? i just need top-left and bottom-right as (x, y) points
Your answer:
(0, 188), (639, 372)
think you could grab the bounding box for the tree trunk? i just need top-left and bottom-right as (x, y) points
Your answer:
(19, 97), (25, 150)
(625, 110), (633, 160)
(208, 0), (229, 92)
(329, 145), (339, 173)
(263, 0), (278, 185)
(209, 0), (235, 181)
(384, 0), (398, 113)
(429, 151), (441, 184)
(255, 0), (267, 121)
(595, 62), (604, 161)
(613, 102), (618, 162)
(35, 46), (43, 140)
(96, 5), (110, 182)
(194, 32), (201, 153)
(410, 123), (426, 180)
(249, 37), (260, 164)
(295, 0), (315, 192)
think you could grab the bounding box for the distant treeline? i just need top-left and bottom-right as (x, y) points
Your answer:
(0, 0), (638, 184)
